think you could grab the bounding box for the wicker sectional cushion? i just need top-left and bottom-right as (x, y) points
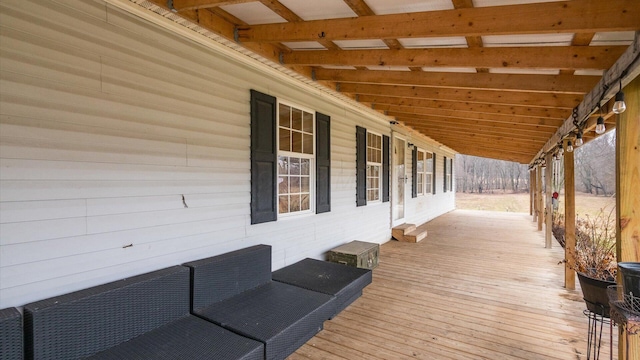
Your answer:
(0, 307), (23, 360)
(272, 258), (372, 317)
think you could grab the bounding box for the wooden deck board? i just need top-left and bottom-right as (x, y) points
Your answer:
(290, 209), (616, 359)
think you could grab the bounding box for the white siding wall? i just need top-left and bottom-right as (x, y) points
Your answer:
(0, 0), (453, 308)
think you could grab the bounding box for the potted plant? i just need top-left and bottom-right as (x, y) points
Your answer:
(571, 207), (617, 316)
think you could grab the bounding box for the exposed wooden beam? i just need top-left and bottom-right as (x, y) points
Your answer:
(315, 69), (598, 94)
(408, 135), (544, 154)
(402, 122), (552, 142)
(342, 0), (375, 16)
(283, 46), (625, 70)
(451, 0), (488, 73)
(394, 114), (558, 135)
(361, 95), (569, 119)
(376, 105), (563, 127)
(237, 0), (640, 42)
(258, 0), (302, 22)
(340, 83), (582, 108)
(403, 125), (548, 145)
(172, 0), (252, 11)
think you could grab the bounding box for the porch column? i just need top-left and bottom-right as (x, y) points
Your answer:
(544, 153), (553, 248)
(536, 164), (543, 231)
(532, 167), (537, 223)
(616, 76), (639, 360)
(563, 139), (576, 290)
(529, 170), (533, 216)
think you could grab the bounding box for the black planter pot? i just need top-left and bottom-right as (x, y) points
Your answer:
(577, 272), (616, 317)
(618, 262), (640, 297)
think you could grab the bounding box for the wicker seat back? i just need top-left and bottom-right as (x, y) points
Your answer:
(0, 307), (23, 360)
(185, 245), (272, 310)
(24, 266), (190, 360)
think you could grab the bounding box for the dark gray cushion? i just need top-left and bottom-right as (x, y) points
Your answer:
(272, 258), (372, 317)
(195, 281), (335, 360)
(86, 315), (263, 360)
(0, 307), (23, 360)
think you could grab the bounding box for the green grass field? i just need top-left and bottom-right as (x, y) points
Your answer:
(455, 191), (615, 217)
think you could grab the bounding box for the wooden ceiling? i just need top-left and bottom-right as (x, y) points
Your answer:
(150, 0), (639, 163)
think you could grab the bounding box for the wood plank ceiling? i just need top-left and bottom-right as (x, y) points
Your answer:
(152, 0), (639, 163)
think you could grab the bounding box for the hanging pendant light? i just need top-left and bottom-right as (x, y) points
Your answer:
(566, 140), (573, 153)
(595, 116), (606, 135)
(613, 79), (626, 114)
(575, 131), (583, 147)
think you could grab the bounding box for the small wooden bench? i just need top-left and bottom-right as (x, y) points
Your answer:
(23, 266), (263, 360)
(0, 307), (22, 360)
(185, 245), (335, 360)
(273, 258), (372, 318)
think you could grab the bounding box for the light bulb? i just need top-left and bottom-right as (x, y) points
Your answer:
(595, 116), (606, 135)
(558, 145), (564, 156)
(613, 91), (626, 114)
(566, 141), (573, 153)
(575, 133), (583, 147)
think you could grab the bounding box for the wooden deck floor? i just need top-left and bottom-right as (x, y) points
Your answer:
(289, 210), (617, 360)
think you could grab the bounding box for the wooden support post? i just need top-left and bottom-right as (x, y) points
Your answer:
(532, 167), (537, 223)
(564, 139), (576, 290)
(545, 153), (553, 248)
(536, 165), (543, 231)
(616, 76), (640, 360)
(529, 170), (533, 216)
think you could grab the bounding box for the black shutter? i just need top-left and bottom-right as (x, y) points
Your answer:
(356, 126), (367, 207)
(316, 112), (331, 213)
(411, 146), (417, 198)
(382, 135), (390, 202)
(443, 156), (448, 192)
(250, 90), (277, 224)
(432, 153), (437, 195)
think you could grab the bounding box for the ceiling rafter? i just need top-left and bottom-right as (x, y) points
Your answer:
(377, 105), (563, 127)
(362, 95), (569, 119)
(339, 83), (582, 108)
(390, 113), (559, 134)
(283, 46), (625, 70)
(236, 0), (640, 42)
(172, 0), (253, 11)
(314, 69), (598, 94)
(398, 120), (553, 141)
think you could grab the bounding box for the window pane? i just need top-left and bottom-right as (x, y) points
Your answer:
(279, 195), (289, 213)
(417, 160), (423, 172)
(290, 176), (300, 193)
(278, 156), (289, 174)
(290, 157), (300, 175)
(303, 112), (313, 133)
(278, 176), (288, 194)
(292, 108), (302, 130)
(300, 159), (310, 175)
(292, 131), (303, 153)
(290, 194), (301, 212)
(279, 104), (290, 127)
(279, 130), (291, 151)
(303, 134), (313, 154)
(301, 194), (310, 211)
(301, 177), (310, 192)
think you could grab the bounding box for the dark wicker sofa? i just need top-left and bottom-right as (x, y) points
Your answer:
(184, 245), (335, 360)
(23, 266), (263, 360)
(0, 307), (23, 360)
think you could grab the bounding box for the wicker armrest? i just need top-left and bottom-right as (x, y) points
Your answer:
(0, 307), (23, 360)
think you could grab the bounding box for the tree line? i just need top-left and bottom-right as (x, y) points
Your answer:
(455, 131), (615, 195)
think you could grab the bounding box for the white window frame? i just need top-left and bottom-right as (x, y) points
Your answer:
(417, 149), (425, 196)
(446, 157), (453, 192)
(425, 151), (433, 195)
(366, 131), (383, 203)
(276, 100), (315, 217)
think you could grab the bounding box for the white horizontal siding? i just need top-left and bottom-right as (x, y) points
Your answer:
(0, 0), (452, 308)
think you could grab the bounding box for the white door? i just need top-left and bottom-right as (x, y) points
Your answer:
(392, 135), (406, 226)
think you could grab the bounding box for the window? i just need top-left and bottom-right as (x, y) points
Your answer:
(446, 157), (453, 191)
(278, 103), (314, 215)
(250, 90), (330, 225)
(366, 132), (382, 202)
(416, 150), (433, 196)
(416, 150), (425, 195)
